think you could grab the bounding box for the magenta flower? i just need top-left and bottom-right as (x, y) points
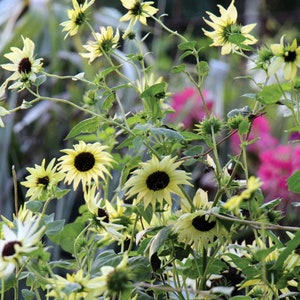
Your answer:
(230, 115), (279, 155)
(168, 87), (214, 128)
(258, 144), (300, 208)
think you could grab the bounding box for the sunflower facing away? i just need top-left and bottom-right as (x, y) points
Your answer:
(21, 158), (65, 201)
(120, 0), (158, 38)
(0, 36), (43, 97)
(58, 141), (114, 192)
(269, 36), (300, 80)
(125, 155), (192, 209)
(81, 26), (120, 63)
(60, 0), (95, 38)
(202, 0), (257, 55)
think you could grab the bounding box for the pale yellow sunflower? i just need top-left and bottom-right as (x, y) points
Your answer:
(125, 155), (192, 209)
(269, 36), (300, 80)
(58, 141), (114, 192)
(85, 253), (133, 299)
(0, 216), (45, 278)
(21, 158), (65, 201)
(83, 184), (126, 242)
(223, 176), (262, 214)
(120, 0), (158, 38)
(60, 0), (95, 38)
(47, 269), (102, 299)
(202, 0), (257, 55)
(0, 36), (43, 97)
(81, 26), (120, 63)
(173, 188), (227, 249)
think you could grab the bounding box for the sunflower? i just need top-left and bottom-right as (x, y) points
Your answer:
(202, 0), (257, 55)
(0, 216), (45, 278)
(125, 155), (192, 209)
(173, 189), (227, 249)
(0, 36), (43, 97)
(83, 184), (126, 242)
(60, 0), (95, 38)
(223, 176), (262, 214)
(85, 253), (133, 299)
(269, 36), (300, 80)
(21, 158), (65, 201)
(58, 141), (114, 192)
(81, 26), (120, 63)
(119, 0), (158, 38)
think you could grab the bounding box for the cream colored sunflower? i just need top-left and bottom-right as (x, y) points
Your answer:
(202, 0), (257, 55)
(125, 155), (191, 209)
(173, 189), (227, 249)
(60, 0), (95, 38)
(81, 26), (120, 63)
(21, 158), (65, 201)
(58, 141), (114, 192)
(120, 0), (158, 38)
(0, 36), (43, 97)
(269, 36), (300, 80)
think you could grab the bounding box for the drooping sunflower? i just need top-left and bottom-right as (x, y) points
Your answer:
(60, 0), (95, 38)
(223, 176), (262, 214)
(58, 141), (114, 192)
(173, 188), (227, 249)
(269, 36), (300, 80)
(125, 155), (192, 209)
(81, 26), (120, 63)
(119, 0), (158, 38)
(202, 0), (257, 55)
(0, 36), (43, 97)
(21, 158), (65, 201)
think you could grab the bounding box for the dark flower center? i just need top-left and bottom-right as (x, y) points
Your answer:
(146, 171), (170, 191)
(37, 176), (49, 187)
(130, 2), (143, 16)
(192, 215), (216, 232)
(74, 152), (95, 172)
(18, 57), (32, 74)
(284, 50), (296, 62)
(97, 208), (109, 223)
(2, 241), (22, 257)
(75, 11), (85, 26)
(294, 245), (300, 255)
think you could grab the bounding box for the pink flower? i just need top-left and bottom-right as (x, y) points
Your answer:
(168, 87), (214, 128)
(230, 115), (279, 155)
(258, 144), (300, 208)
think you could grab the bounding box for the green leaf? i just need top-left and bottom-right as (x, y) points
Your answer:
(92, 250), (122, 273)
(128, 256), (152, 281)
(102, 91), (115, 111)
(45, 219), (65, 236)
(65, 116), (100, 140)
(26, 200), (43, 212)
(172, 64), (186, 73)
(183, 145), (203, 156)
(228, 33), (247, 44)
(149, 226), (172, 258)
(178, 41), (196, 51)
(257, 84), (283, 104)
(21, 289), (36, 300)
(238, 118), (250, 135)
(273, 230), (300, 270)
(288, 170), (300, 193)
(150, 127), (184, 140)
(197, 61), (210, 77)
(48, 221), (85, 254)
